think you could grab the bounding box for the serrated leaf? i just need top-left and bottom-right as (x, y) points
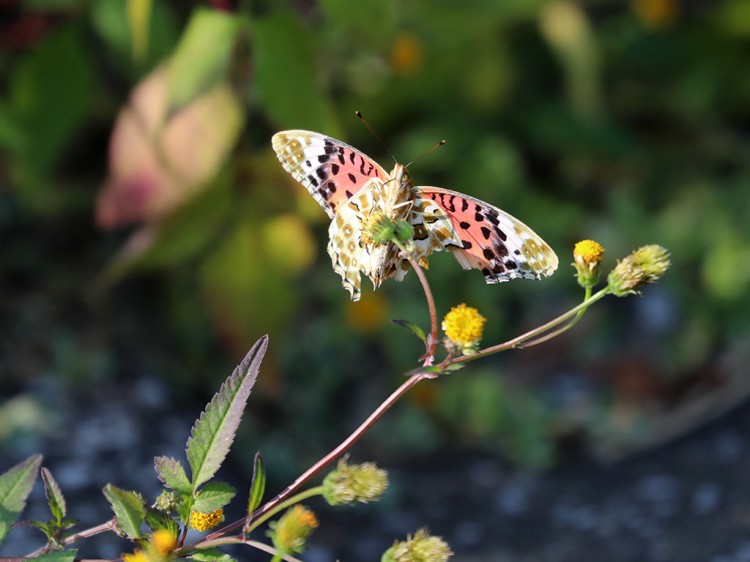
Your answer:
(246, 453), (265, 521)
(41, 467), (66, 523)
(189, 548), (236, 562)
(102, 485), (145, 540)
(0, 454), (42, 545)
(192, 482), (236, 513)
(167, 9), (240, 113)
(392, 319), (427, 342)
(144, 508), (180, 537)
(154, 456), (191, 494)
(32, 550), (77, 561)
(186, 336), (268, 489)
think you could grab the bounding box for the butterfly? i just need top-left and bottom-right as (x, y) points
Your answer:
(272, 130), (558, 301)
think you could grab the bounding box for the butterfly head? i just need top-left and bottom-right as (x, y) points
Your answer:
(390, 163), (414, 191)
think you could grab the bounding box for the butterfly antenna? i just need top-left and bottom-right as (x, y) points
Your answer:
(405, 139), (446, 169)
(355, 110), (398, 164)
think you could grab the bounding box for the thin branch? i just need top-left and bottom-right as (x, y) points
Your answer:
(451, 287), (610, 366)
(199, 372), (429, 544)
(25, 518), (118, 558)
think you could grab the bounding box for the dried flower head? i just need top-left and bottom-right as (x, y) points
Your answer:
(268, 505), (319, 555)
(608, 244), (671, 296)
(189, 509), (224, 532)
(442, 304), (487, 355)
(382, 528), (453, 562)
(323, 459), (389, 506)
(573, 240), (605, 288)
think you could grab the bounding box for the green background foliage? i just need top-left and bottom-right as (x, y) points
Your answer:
(1, 0), (749, 474)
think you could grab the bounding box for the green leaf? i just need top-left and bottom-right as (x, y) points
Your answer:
(154, 456), (191, 494)
(192, 482), (237, 513)
(41, 467), (66, 524)
(10, 25), (94, 194)
(0, 454), (42, 545)
(102, 485), (145, 540)
(32, 550), (78, 562)
(167, 9), (240, 113)
(189, 548), (236, 562)
(186, 336), (268, 489)
(246, 453), (266, 521)
(252, 11), (340, 133)
(144, 508), (180, 537)
(391, 319), (427, 342)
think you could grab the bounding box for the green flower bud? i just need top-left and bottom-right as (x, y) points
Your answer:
(608, 244), (671, 296)
(323, 459), (388, 506)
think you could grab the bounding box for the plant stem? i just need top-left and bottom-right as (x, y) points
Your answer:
(201, 372), (429, 542)
(25, 518), (117, 558)
(245, 486), (323, 534)
(451, 287), (610, 365)
(393, 241), (438, 365)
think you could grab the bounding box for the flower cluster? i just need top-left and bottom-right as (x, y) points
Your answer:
(573, 239), (605, 288)
(189, 509), (224, 532)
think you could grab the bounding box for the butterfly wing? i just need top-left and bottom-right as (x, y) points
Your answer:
(412, 186), (558, 282)
(272, 130), (389, 219)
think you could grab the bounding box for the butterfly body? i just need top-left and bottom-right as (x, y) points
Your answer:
(272, 130), (558, 301)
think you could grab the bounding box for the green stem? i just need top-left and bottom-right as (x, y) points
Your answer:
(452, 287), (610, 365)
(245, 486), (323, 535)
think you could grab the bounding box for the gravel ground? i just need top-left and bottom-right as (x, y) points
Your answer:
(3, 370), (750, 562)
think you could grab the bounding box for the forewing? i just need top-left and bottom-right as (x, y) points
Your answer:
(413, 187), (558, 282)
(272, 130), (388, 219)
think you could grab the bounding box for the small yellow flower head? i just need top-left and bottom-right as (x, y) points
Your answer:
(269, 505), (319, 555)
(323, 459), (389, 506)
(151, 529), (178, 555)
(608, 244), (671, 296)
(442, 304), (487, 355)
(573, 239), (605, 288)
(122, 551), (148, 562)
(189, 509), (224, 532)
(154, 490), (180, 513)
(381, 528), (453, 562)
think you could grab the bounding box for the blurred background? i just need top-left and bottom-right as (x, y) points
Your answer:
(2, 0), (750, 560)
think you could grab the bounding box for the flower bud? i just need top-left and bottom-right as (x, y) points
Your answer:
(268, 505), (318, 555)
(323, 459), (389, 506)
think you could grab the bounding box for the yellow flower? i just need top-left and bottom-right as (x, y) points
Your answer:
(151, 529), (177, 555)
(391, 33), (423, 75)
(323, 459), (389, 506)
(608, 244), (671, 296)
(189, 509), (224, 532)
(633, 0), (677, 30)
(442, 304), (486, 354)
(573, 239), (605, 288)
(269, 505), (319, 555)
(122, 550), (148, 562)
(382, 528), (453, 562)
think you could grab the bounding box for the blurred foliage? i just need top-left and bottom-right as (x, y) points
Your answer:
(1, 0), (750, 470)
